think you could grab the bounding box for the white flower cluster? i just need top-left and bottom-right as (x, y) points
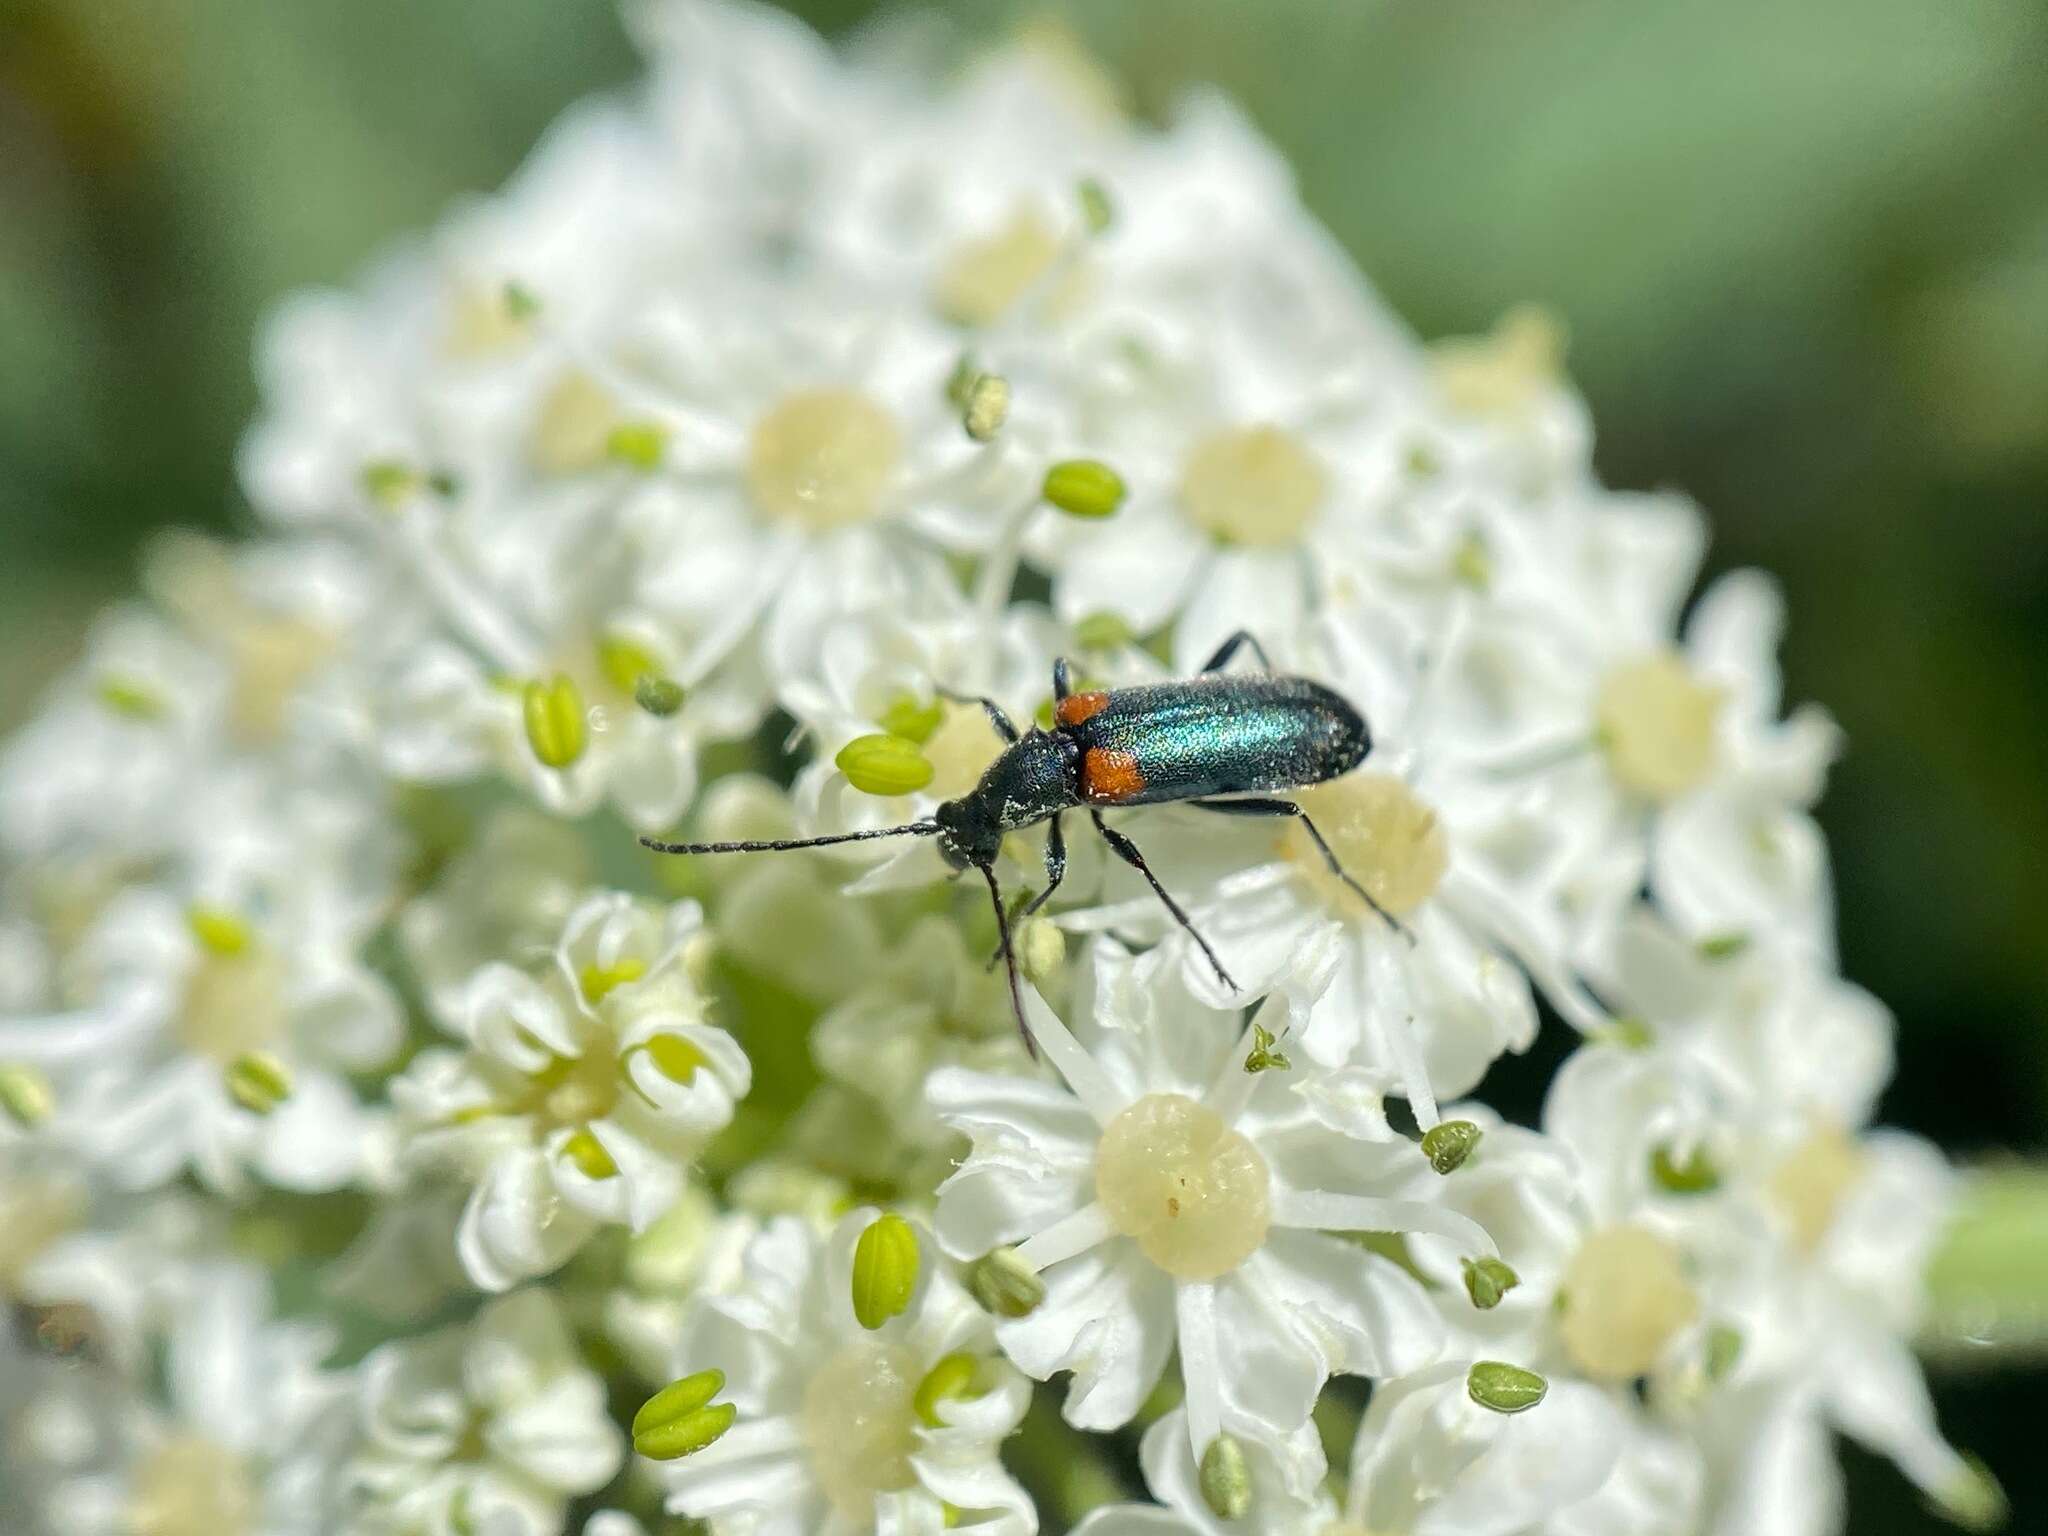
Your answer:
(0, 4), (2001, 1535)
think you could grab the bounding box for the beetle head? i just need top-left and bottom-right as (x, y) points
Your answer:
(934, 795), (1002, 870)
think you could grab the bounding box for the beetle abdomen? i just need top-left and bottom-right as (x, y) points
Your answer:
(1063, 674), (1369, 806)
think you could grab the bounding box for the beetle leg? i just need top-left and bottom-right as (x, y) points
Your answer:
(1052, 656), (1074, 701)
(1193, 796), (1416, 943)
(1198, 629), (1274, 675)
(937, 687), (1020, 743)
(984, 816), (1067, 970)
(1090, 811), (1239, 990)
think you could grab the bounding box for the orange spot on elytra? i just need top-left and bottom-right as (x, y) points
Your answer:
(1056, 690), (1111, 727)
(1083, 747), (1146, 802)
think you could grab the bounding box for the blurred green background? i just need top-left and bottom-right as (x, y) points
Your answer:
(2, 0), (2043, 1527)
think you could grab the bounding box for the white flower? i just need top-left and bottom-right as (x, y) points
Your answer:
(393, 891), (747, 1290)
(348, 1288), (623, 1536)
(931, 941), (1491, 1465)
(21, 1261), (354, 1536)
(657, 1208), (1035, 1536)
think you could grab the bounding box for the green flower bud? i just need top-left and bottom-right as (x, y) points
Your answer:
(1198, 1433), (1251, 1520)
(914, 1352), (984, 1427)
(605, 421), (668, 469)
(522, 674), (588, 769)
(1042, 458), (1127, 519)
(633, 1369), (735, 1461)
(967, 1247), (1045, 1319)
(1651, 1142), (1722, 1194)
(1467, 1360), (1548, 1414)
(1422, 1119), (1483, 1175)
(1462, 1255), (1520, 1310)
(852, 1212), (921, 1330)
(225, 1053), (293, 1116)
(835, 733), (935, 797)
(0, 1064), (54, 1129)
(963, 373), (1011, 443)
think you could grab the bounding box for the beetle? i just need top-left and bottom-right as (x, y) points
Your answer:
(641, 631), (1406, 1045)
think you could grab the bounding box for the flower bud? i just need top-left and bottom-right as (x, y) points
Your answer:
(633, 1369), (735, 1461)
(851, 1213), (920, 1330)
(835, 733), (935, 797)
(1467, 1360), (1548, 1414)
(1198, 1433), (1251, 1520)
(1422, 1119), (1482, 1174)
(1042, 459), (1127, 520)
(967, 1247), (1045, 1319)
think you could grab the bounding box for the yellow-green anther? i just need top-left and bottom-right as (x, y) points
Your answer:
(914, 1352), (983, 1426)
(963, 373), (1011, 443)
(187, 905), (254, 956)
(1422, 1119), (1483, 1175)
(359, 460), (419, 506)
(561, 1127), (620, 1180)
(225, 1053), (292, 1116)
(597, 634), (664, 695)
(605, 422), (668, 469)
(639, 1033), (709, 1086)
(579, 956), (646, 1003)
(1462, 1255), (1520, 1310)
(523, 674), (588, 769)
(1077, 177), (1114, 234)
(503, 282), (541, 320)
(852, 1212), (921, 1330)
(945, 353), (984, 410)
(1704, 1323), (1743, 1382)
(835, 733), (935, 797)
(633, 1369), (735, 1461)
(1601, 1016), (1654, 1051)
(1243, 1021), (1291, 1074)
(968, 1247), (1045, 1319)
(1198, 1433), (1251, 1521)
(95, 675), (165, 720)
(879, 692), (945, 745)
(0, 1064), (54, 1129)
(1018, 916), (1065, 985)
(636, 676), (685, 717)
(1651, 1143), (1722, 1194)
(1451, 531), (1493, 592)
(1697, 932), (1750, 960)
(1467, 1360), (1548, 1414)
(1074, 612), (1133, 651)
(1931, 1452), (2008, 1533)
(1042, 459), (1126, 520)
(426, 469), (461, 499)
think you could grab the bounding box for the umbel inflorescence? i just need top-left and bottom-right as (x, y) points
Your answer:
(0, 4), (2005, 1535)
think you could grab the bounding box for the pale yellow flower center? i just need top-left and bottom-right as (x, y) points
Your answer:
(443, 284), (534, 358)
(1179, 425), (1327, 546)
(1767, 1122), (1866, 1254)
(228, 618), (333, 747)
(746, 390), (903, 530)
(530, 369), (622, 475)
(1557, 1224), (1698, 1381)
(1285, 774), (1449, 920)
(0, 1176), (83, 1296)
(933, 206), (1063, 328)
(127, 1435), (257, 1536)
(799, 1339), (921, 1520)
(1096, 1093), (1271, 1281)
(177, 945), (287, 1065)
(1594, 653), (1724, 801)
(923, 702), (1007, 801)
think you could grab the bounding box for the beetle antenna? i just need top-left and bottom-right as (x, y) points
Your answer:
(979, 862), (1039, 1060)
(639, 821), (940, 856)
